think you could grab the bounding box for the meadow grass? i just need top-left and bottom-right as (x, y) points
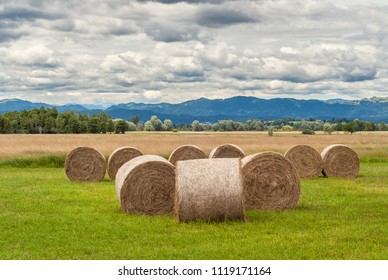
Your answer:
(1, 131), (387, 160)
(0, 161), (386, 260)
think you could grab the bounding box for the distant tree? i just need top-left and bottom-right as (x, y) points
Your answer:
(300, 121), (312, 131)
(267, 126), (274, 136)
(88, 116), (101, 133)
(106, 119), (114, 134)
(245, 120), (264, 131)
(149, 115), (164, 131)
(70, 118), (83, 134)
(44, 117), (56, 134)
(164, 119), (174, 131)
(47, 107), (59, 119)
(129, 115), (140, 125)
(217, 120), (234, 131)
(378, 122), (387, 131)
(97, 112), (109, 123)
(0, 116), (12, 134)
(127, 122), (137, 131)
(136, 122), (144, 131)
(144, 120), (155, 131)
(115, 120), (129, 134)
(302, 129), (315, 135)
(343, 121), (356, 134)
(282, 125), (293, 132)
(99, 121), (107, 134)
(192, 120), (204, 131)
(353, 119), (364, 131)
(323, 123), (334, 135)
(364, 122), (375, 131)
(203, 122), (213, 131)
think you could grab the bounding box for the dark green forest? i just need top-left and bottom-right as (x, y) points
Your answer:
(0, 107), (386, 134)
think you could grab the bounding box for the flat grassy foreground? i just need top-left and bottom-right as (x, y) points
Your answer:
(0, 162), (386, 260)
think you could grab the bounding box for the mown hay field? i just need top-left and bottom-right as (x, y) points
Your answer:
(0, 131), (387, 160)
(0, 131), (387, 260)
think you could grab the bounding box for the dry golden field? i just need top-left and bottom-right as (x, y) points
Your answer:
(0, 131), (387, 159)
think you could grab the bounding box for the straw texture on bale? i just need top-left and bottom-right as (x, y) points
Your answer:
(284, 144), (323, 178)
(107, 146), (143, 180)
(115, 155), (175, 215)
(321, 144), (360, 178)
(65, 147), (106, 182)
(209, 143), (245, 159)
(168, 145), (207, 165)
(242, 152), (301, 211)
(175, 158), (245, 222)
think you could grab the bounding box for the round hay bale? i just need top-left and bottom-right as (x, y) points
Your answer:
(107, 146), (143, 180)
(175, 158), (245, 222)
(168, 145), (207, 165)
(284, 144), (323, 178)
(321, 144), (360, 178)
(115, 155), (175, 215)
(242, 151), (301, 211)
(209, 143), (245, 159)
(65, 147), (106, 182)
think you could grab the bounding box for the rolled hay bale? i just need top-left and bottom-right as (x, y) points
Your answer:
(321, 144), (360, 178)
(115, 155), (175, 215)
(65, 147), (106, 182)
(107, 146), (143, 180)
(284, 144), (323, 178)
(209, 143), (245, 159)
(175, 158), (245, 222)
(242, 152), (301, 211)
(168, 145), (207, 165)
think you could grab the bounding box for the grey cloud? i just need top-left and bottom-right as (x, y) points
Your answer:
(342, 70), (377, 82)
(50, 19), (76, 32)
(1, 0), (388, 104)
(138, 0), (225, 3)
(0, 30), (26, 43)
(145, 24), (200, 42)
(196, 6), (257, 27)
(0, 5), (64, 21)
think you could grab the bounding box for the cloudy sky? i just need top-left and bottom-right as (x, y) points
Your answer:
(0, 0), (387, 105)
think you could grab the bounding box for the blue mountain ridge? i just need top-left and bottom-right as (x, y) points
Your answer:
(0, 96), (387, 123)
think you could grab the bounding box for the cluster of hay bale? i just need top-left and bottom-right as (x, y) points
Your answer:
(284, 144), (359, 179)
(321, 144), (360, 178)
(65, 147), (106, 182)
(168, 145), (206, 165)
(107, 146), (143, 180)
(285, 145), (323, 178)
(64, 143), (359, 223)
(64, 146), (144, 182)
(242, 152), (301, 211)
(113, 143), (301, 223)
(175, 158), (245, 222)
(115, 155), (175, 215)
(209, 143), (246, 159)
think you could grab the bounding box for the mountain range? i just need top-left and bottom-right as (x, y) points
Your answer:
(0, 96), (387, 123)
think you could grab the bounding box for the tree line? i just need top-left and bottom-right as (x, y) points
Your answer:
(0, 107), (387, 134)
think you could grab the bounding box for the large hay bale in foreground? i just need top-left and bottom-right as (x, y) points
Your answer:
(284, 144), (323, 178)
(65, 147), (106, 182)
(242, 152), (301, 211)
(107, 146), (143, 180)
(168, 145), (206, 165)
(209, 143), (245, 159)
(115, 155), (175, 215)
(175, 158), (245, 222)
(321, 144), (360, 178)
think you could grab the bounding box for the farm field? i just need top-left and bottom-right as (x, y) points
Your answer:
(0, 131), (387, 160)
(0, 132), (387, 260)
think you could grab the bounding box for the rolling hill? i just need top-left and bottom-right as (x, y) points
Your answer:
(0, 96), (387, 123)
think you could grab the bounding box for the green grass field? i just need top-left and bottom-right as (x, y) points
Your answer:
(0, 157), (386, 260)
